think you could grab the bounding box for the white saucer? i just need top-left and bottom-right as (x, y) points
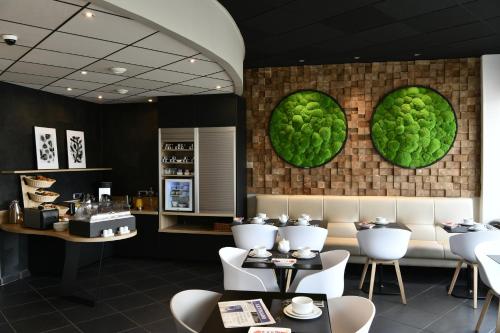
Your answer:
(374, 220), (389, 225)
(461, 222), (475, 226)
(294, 222), (311, 226)
(283, 304), (322, 320)
(291, 251), (317, 259)
(249, 250), (272, 258)
(250, 219), (265, 224)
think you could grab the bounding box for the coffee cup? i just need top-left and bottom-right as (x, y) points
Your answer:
(375, 216), (386, 223)
(463, 218), (474, 225)
(300, 214), (311, 221)
(297, 217), (309, 225)
(297, 246), (312, 258)
(254, 246), (267, 257)
(291, 296), (313, 315)
(279, 214), (288, 223)
(252, 217), (264, 224)
(257, 212), (267, 220)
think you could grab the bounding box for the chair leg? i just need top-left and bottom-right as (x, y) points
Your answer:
(359, 258), (370, 289)
(368, 262), (377, 301)
(448, 259), (463, 295)
(394, 261), (407, 305)
(285, 269), (292, 292)
(473, 264), (478, 309)
(475, 289), (493, 332)
(496, 301), (500, 333)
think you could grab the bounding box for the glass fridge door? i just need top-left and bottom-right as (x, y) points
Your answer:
(165, 179), (193, 211)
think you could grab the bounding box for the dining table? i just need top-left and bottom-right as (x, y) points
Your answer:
(200, 290), (331, 333)
(234, 218), (325, 228)
(242, 249), (323, 293)
(487, 255), (500, 264)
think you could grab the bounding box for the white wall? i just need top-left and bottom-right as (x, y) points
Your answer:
(480, 54), (500, 223)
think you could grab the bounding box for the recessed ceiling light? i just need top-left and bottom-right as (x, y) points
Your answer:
(354, 56), (360, 60)
(414, 53), (421, 57)
(98, 95), (103, 99)
(298, 59), (305, 63)
(84, 11), (94, 18)
(66, 87), (72, 91)
(148, 98), (153, 103)
(110, 67), (127, 75)
(189, 59), (196, 63)
(80, 70), (88, 75)
(216, 85), (221, 90)
(116, 88), (128, 94)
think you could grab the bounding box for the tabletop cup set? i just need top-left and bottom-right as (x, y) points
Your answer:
(283, 296), (323, 320)
(235, 212), (313, 226)
(442, 217), (487, 231)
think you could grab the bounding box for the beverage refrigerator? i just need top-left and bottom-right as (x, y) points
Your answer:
(164, 179), (193, 212)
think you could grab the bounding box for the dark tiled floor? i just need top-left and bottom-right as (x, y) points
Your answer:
(0, 257), (497, 332)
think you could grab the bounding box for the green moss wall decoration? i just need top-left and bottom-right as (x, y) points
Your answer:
(371, 86), (457, 168)
(269, 90), (347, 168)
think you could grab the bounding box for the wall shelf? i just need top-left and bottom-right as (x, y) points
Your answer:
(1, 168), (112, 174)
(159, 224), (232, 235)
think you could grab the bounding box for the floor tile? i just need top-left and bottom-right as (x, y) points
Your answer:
(105, 292), (156, 311)
(0, 290), (42, 308)
(62, 302), (116, 323)
(89, 284), (136, 300)
(2, 299), (55, 322)
(143, 317), (177, 333)
(44, 325), (81, 333)
(10, 312), (69, 333)
(122, 302), (171, 325)
(370, 316), (422, 333)
(76, 313), (136, 333)
(0, 323), (14, 333)
(380, 304), (443, 329)
(124, 276), (168, 292)
(143, 285), (181, 302)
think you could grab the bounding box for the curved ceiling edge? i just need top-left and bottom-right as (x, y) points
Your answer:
(93, 0), (245, 95)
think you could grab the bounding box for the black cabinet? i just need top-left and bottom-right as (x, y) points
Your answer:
(114, 214), (159, 258)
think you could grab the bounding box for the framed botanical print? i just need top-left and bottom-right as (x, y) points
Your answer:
(34, 126), (59, 169)
(66, 130), (86, 169)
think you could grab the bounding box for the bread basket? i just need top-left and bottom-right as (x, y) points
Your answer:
(24, 176), (56, 188)
(28, 191), (59, 203)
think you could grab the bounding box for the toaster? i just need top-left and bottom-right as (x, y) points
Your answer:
(23, 207), (59, 230)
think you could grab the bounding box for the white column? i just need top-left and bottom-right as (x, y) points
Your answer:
(480, 54), (500, 223)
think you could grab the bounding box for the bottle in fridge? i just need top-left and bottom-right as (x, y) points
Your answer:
(164, 179), (193, 211)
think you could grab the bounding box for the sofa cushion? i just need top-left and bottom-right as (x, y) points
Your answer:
(255, 195), (288, 219)
(359, 197), (396, 222)
(288, 195), (323, 220)
(327, 223), (358, 238)
(324, 196), (359, 223)
(439, 240), (462, 260)
(397, 197), (434, 225)
(324, 237), (361, 255)
(406, 224), (436, 241)
(406, 240), (445, 259)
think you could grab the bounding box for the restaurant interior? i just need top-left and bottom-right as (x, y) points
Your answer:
(0, 0), (500, 332)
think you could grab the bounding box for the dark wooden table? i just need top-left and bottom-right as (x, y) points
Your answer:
(200, 290), (331, 333)
(234, 219), (325, 228)
(488, 255), (500, 264)
(355, 222), (411, 231)
(242, 250), (323, 293)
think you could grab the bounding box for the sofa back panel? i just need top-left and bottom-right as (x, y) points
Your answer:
(327, 223), (358, 238)
(359, 197), (397, 222)
(324, 196), (359, 223)
(435, 226), (452, 241)
(288, 195), (323, 220)
(434, 198), (474, 224)
(255, 195), (288, 219)
(397, 197), (434, 225)
(406, 224), (436, 241)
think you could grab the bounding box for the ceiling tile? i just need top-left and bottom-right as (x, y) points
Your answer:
(0, 71), (55, 85)
(42, 85), (87, 96)
(136, 69), (198, 83)
(87, 4), (124, 16)
(137, 90), (179, 97)
(99, 85), (147, 95)
(9, 61), (74, 78)
(60, 9), (155, 44)
(375, 0), (458, 20)
(0, 58), (14, 70)
(106, 46), (184, 67)
(81, 90), (125, 100)
(207, 71), (232, 81)
(58, 0), (88, 6)
(0, 20), (51, 47)
(133, 32), (199, 57)
(119, 77), (167, 90)
(181, 76), (232, 90)
(66, 70), (124, 84)
(37, 32), (123, 58)
(116, 95), (153, 103)
(21, 49), (95, 68)
(404, 6), (477, 33)
(463, 0), (500, 20)
(0, 43), (30, 60)
(4, 81), (43, 90)
(83, 60), (151, 77)
(51, 78), (106, 90)
(158, 84), (207, 95)
(0, 0), (81, 29)
(323, 6), (395, 33)
(197, 89), (232, 95)
(192, 54), (214, 62)
(162, 58), (223, 76)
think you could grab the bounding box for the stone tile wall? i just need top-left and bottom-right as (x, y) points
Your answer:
(245, 58), (480, 197)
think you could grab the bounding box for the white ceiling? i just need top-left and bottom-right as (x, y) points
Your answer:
(0, 0), (234, 103)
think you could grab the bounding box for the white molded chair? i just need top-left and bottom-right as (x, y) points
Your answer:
(219, 247), (280, 292)
(170, 289), (221, 333)
(474, 241), (500, 333)
(448, 232), (500, 309)
(357, 228), (411, 304)
(328, 296), (376, 333)
(288, 250), (350, 299)
(231, 224), (278, 250)
(278, 226), (328, 251)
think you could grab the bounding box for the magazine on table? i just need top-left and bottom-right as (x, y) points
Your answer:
(218, 298), (276, 328)
(248, 327), (291, 333)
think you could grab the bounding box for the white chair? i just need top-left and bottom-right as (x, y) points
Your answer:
(219, 247), (280, 292)
(474, 241), (500, 333)
(288, 250), (350, 299)
(231, 224), (278, 250)
(357, 228), (411, 304)
(448, 231), (500, 309)
(278, 226), (328, 251)
(328, 296), (376, 333)
(170, 289), (221, 333)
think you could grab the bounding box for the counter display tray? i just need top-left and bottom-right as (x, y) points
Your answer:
(69, 215), (136, 238)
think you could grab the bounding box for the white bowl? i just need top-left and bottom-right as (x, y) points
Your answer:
(53, 221), (69, 232)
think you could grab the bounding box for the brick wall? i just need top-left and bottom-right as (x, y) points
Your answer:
(245, 58), (481, 197)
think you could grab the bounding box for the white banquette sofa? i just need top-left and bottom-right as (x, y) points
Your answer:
(248, 195), (479, 268)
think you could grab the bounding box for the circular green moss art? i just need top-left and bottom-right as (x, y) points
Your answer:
(269, 90), (347, 168)
(371, 86), (457, 168)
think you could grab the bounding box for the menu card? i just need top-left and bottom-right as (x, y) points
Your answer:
(248, 328), (291, 333)
(218, 299), (276, 328)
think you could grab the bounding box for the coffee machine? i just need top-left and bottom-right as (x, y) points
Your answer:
(98, 182), (112, 202)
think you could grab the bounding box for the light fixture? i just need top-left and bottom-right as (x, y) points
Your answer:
(148, 98), (153, 103)
(414, 53), (421, 57)
(215, 85), (221, 90)
(189, 59), (196, 63)
(116, 88), (128, 94)
(109, 67), (127, 75)
(84, 11), (94, 18)
(298, 59), (305, 63)
(98, 95), (103, 99)
(66, 87), (72, 91)
(354, 56), (360, 60)
(80, 70), (88, 75)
